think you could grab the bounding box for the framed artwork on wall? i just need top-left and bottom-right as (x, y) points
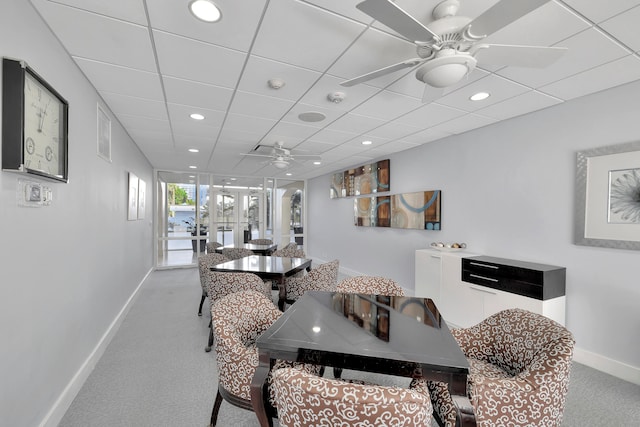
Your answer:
(128, 172), (138, 221)
(137, 179), (146, 220)
(575, 141), (640, 250)
(97, 104), (111, 162)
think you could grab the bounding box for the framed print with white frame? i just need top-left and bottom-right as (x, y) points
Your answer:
(575, 141), (640, 250)
(137, 179), (146, 220)
(128, 172), (138, 221)
(97, 104), (111, 162)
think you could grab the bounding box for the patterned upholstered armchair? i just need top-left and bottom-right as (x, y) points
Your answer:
(248, 238), (273, 245)
(197, 253), (230, 316)
(411, 308), (575, 427)
(272, 242), (305, 258)
(272, 367), (433, 427)
(336, 275), (405, 296)
(204, 271), (272, 352)
(206, 241), (223, 254)
(283, 259), (339, 306)
(209, 290), (321, 427)
(221, 247), (254, 260)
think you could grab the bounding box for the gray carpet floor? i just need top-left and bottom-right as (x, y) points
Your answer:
(58, 268), (640, 427)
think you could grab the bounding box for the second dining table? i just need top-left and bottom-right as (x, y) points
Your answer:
(209, 255), (312, 310)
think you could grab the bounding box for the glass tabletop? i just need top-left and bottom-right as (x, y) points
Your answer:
(210, 255), (310, 275)
(257, 291), (469, 374)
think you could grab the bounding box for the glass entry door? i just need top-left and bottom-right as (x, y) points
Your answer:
(214, 191), (266, 245)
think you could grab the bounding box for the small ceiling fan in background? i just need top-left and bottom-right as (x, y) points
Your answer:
(341, 0), (568, 101)
(242, 141), (322, 169)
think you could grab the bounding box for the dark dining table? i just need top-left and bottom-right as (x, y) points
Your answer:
(250, 290), (476, 427)
(209, 255), (311, 310)
(215, 243), (278, 255)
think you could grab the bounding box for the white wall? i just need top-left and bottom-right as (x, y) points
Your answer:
(0, 1), (154, 426)
(308, 79), (640, 384)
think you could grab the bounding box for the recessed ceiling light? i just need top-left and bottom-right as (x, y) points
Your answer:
(298, 111), (326, 122)
(188, 148), (199, 153)
(230, 178), (237, 181)
(313, 161), (321, 165)
(362, 140), (372, 145)
(189, 165), (197, 169)
(190, 113), (205, 120)
(470, 92), (490, 101)
(286, 173), (292, 176)
(189, 0), (221, 23)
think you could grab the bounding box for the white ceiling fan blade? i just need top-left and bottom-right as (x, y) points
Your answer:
(241, 153), (272, 158)
(340, 58), (423, 87)
(465, 0), (551, 39)
(473, 44), (567, 68)
(356, 0), (439, 43)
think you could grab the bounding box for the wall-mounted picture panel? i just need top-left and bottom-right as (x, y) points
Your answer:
(390, 190), (441, 230)
(331, 159), (390, 198)
(354, 196), (390, 227)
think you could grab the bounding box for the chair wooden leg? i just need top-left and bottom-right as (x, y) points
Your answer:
(209, 389), (224, 427)
(198, 294), (206, 316)
(205, 321), (214, 352)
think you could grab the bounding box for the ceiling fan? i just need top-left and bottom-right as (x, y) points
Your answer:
(341, 0), (567, 101)
(242, 142), (321, 169)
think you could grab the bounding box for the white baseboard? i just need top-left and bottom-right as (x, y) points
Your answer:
(573, 346), (640, 386)
(38, 268), (152, 427)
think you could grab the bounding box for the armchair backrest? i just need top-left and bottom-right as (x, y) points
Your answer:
(206, 241), (223, 253)
(336, 276), (405, 296)
(248, 238), (273, 245)
(206, 271), (271, 306)
(452, 308), (575, 376)
(197, 253), (230, 293)
(272, 242), (305, 258)
(273, 367), (433, 427)
(212, 290), (281, 401)
(221, 247), (254, 260)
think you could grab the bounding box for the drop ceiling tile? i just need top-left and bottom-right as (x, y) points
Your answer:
(295, 140), (339, 154)
(44, 0), (148, 24)
(327, 27), (417, 86)
(168, 104), (225, 134)
(74, 58), (163, 101)
(146, 0), (267, 51)
(304, 128), (358, 145)
(216, 128), (267, 149)
(401, 127), (453, 145)
(163, 77), (234, 112)
(117, 114), (171, 133)
(224, 113), (277, 136)
(476, 90), (563, 120)
(100, 92), (169, 121)
(172, 134), (218, 151)
(327, 113), (386, 135)
(392, 102), (464, 129)
(153, 30), (246, 87)
(496, 28), (631, 89)
(365, 120), (421, 140)
(31, 1), (156, 71)
(599, 5), (640, 52)
(127, 129), (173, 148)
(251, 0), (366, 72)
(482, 2), (589, 48)
(228, 92), (296, 121)
(562, 0), (640, 23)
(350, 90), (423, 120)
(298, 75), (380, 110)
(430, 113), (498, 135)
(261, 121), (324, 146)
(539, 54), (640, 100)
(238, 56), (323, 101)
(435, 75), (531, 112)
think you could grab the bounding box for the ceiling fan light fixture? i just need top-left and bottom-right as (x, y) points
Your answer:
(272, 158), (289, 169)
(189, 0), (222, 23)
(415, 50), (477, 88)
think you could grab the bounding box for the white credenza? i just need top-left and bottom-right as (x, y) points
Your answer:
(415, 249), (566, 328)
